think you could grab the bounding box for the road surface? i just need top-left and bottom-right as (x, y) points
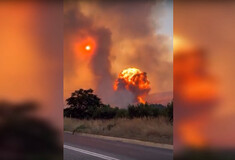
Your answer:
(64, 132), (173, 160)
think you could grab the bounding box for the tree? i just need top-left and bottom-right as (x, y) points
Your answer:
(92, 105), (118, 119)
(65, 89), (103, 119)
(166, 101), (173, 123)
(116, 108), (128, 118)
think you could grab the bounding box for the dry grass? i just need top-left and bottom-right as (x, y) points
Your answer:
(64, 117), (173, 144)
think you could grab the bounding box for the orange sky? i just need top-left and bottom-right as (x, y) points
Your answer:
(174, 1), (235, 150)
(64, 1), (173, 104)
(0, 1), (63, 128)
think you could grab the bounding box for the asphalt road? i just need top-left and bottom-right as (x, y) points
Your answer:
(64, 132), (173, 160)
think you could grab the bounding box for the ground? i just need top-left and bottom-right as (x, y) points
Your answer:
(64, 117), (173, 144)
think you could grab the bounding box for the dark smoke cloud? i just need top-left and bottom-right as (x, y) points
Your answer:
(80, 0), (173, 94)
(94, 0), (156, 38)
(64, 2), (115, 105)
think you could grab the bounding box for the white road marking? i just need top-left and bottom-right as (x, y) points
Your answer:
(64, 145), (120, 160)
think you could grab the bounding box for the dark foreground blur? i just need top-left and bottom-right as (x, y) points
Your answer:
(0, 101), (62, 160)
(175, 148), (235, 160)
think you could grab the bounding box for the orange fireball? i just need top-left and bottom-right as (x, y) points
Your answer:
(114, 68), (150, 103)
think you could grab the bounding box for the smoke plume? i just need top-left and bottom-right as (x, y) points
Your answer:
(64, 0), (173, 107)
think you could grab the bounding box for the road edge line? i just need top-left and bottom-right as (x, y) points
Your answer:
(64, 144), (120, 160)
(64, 131), (173, 150)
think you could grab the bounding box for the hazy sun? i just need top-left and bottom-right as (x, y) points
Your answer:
(85, 45), (91, 51)
(74, 36), (96, 59)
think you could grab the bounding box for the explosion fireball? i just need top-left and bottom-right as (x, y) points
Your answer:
(114, 68), (150, 103)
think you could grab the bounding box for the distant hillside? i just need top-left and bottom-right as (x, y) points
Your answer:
(146, 91), (173, 105)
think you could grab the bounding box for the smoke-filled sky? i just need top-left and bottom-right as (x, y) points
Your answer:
(64, 0), (173, 106)
(0, 1), (63, 128)
(174, 1), (235, 150)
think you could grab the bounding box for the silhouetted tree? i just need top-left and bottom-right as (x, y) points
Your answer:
(93, 105), (118, 119)
(116, 108), (128, 118)
(127, 103), (165, 118)
(166, 101), (173, 123)
(65, 89), (103, 119)
(64, 89), (173, 120)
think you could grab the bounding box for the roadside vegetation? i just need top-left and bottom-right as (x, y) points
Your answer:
(64, 89), (173, 144)
(64, 117), (173, 144)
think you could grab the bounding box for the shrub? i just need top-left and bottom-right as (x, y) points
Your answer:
(92, 105), (117, 119)
(64, 88), (173, 121)
(116, 108), (128, 118)
(166, 101), (173, 123)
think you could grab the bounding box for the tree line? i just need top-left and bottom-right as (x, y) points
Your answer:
(64, 89), (173, 122)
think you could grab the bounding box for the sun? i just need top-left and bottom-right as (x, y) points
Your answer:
(74, 36), (96, 59)
(85, 45), (91, 51)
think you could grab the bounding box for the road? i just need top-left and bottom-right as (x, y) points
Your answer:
(64, 132), (173, 160)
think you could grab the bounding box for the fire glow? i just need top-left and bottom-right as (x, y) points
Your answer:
(74, 36), (96, 58)
(114, 68), (150, 104)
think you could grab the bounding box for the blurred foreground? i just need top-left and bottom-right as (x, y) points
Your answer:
(0, 1), (63, 159)
(174, 1), (235, 159)
(0, 101), (62, 160)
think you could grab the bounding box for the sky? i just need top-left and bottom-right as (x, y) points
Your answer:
(64, 0), (173, 106)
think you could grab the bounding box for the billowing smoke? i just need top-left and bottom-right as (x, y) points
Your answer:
(80, 0), (173, 95)
(64, 3), (114, 103)
(64, 1), (173, 107)
(114, 68), (151, 104)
